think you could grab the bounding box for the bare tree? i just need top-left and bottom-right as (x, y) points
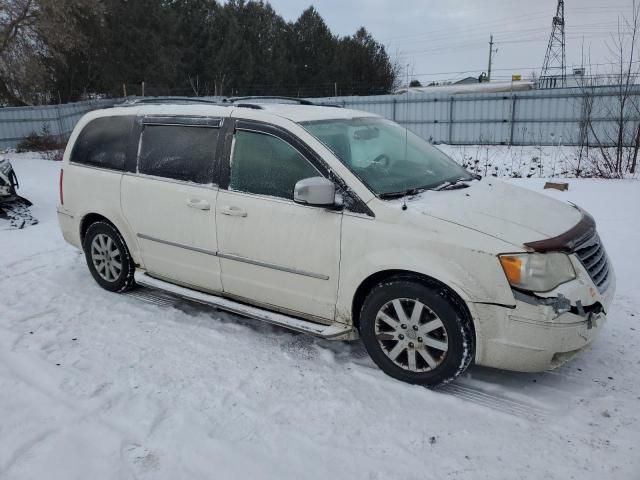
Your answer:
(188, 75), (211, 97)
(0, 0), (39, 104)
(0, 0), (99, 105)
(580, 0), (640, 177)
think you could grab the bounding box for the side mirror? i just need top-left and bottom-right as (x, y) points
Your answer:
(294, 177), (341, 208)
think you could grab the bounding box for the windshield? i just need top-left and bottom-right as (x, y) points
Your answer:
(301, 117), (473, 196)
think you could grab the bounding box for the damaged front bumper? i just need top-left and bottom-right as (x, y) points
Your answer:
(472, 255), (616, 372)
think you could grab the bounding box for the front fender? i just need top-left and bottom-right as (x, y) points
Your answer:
(336, 213), (517, 324)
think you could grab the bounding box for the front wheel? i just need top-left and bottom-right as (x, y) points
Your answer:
(83, 221), (136, 292)
(359, 278), (474, 387)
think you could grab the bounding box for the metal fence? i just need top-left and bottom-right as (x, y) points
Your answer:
(311, 84), (640, 147)
(0, 98), (119, 150)
(1, 85), (639, 149)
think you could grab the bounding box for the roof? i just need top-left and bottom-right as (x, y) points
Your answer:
(100, 98), (379, 124)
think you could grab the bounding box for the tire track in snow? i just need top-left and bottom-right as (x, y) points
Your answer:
(1, 247), (68, 269)
(125, 287), (558, 423)
(0, 428), (58, 476)
(437, 383), (551, 421)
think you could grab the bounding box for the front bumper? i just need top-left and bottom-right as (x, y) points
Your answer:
(472, 257), (616, 372)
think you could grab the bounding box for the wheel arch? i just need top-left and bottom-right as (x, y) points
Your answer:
(79, 212), (112, 242)
(78, 211), (142, 266)
(351, 269), (475, 336)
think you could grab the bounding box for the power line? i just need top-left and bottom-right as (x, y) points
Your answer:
(390, 22), (624, 55)
(406, 60), (640, 79)
(382, 6), (628, 46)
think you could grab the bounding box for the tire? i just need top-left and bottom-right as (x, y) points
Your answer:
(82, 221), (136, 293)
(359, 277), (474, 387)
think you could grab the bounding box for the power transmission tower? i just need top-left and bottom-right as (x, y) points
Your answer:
(540, 0), (566, 88)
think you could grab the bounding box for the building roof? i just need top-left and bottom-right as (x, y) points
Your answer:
(454, 76), (481, 85)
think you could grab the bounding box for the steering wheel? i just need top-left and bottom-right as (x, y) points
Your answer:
(371, 153), (391, 168)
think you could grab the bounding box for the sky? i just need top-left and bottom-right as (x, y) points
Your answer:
(263, 0), (634, 83)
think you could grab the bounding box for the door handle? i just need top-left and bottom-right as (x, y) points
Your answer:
(219, 205), (248, 217)
(186, 198), (211, 210)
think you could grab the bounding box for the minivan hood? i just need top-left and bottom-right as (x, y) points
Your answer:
(404, 179), (582, 249)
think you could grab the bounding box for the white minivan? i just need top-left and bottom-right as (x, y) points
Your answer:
(57, 97), (615, 386)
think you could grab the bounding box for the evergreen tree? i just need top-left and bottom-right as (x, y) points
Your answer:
(1, 0), (398, 104)
(291, 7), (336, 97)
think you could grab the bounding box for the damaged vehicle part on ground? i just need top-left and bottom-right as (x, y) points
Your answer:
(0, 158), (19, 198)
(0, 158), (38, 230)
(56, 98), (616, 387)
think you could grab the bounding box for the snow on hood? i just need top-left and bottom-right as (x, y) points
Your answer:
(404, 178), (583, 249)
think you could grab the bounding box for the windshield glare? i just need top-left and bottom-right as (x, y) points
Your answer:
(301, 117), (473, 196)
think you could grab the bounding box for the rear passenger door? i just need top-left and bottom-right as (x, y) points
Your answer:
(121, 115), (224, 292)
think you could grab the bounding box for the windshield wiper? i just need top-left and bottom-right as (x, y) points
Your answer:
(431, 176), (478, 191)
(378, 187), (424, 199)
(380, 175), (480, 198)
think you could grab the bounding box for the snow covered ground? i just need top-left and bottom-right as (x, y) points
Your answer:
(1, 153), (639, 480)
(439, 143), (640, 180)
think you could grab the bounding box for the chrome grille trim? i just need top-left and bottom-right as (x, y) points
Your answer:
(574, 233), (611, 293)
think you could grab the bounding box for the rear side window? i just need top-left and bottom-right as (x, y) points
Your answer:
(71, 116), (134, 170)
(138, 125), (218, 184)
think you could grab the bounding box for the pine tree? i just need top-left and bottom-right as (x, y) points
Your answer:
(0, 0), (398, 103)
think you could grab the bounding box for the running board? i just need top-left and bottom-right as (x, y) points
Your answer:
(133, 271), (355, 340)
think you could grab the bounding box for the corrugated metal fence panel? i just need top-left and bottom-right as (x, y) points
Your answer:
(0, 98), (118, 150)
(311, 85), (640, 146)
(452, 94), (511, 144)
(2, 87), (640, 148)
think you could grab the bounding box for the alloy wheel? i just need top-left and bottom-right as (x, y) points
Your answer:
(90, 233), (122, 282)
(374, 298), (449, 372)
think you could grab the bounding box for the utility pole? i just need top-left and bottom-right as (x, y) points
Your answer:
(487, 34), (497, 82)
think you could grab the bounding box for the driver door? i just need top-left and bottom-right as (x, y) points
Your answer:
(215, 120), (342, 322)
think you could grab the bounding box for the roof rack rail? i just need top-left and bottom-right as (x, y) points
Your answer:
(314, 102), (343, 108)
(225, 96), (316, 106)
(114, 95), (343, 110)
(117, 97), (226, 107)
(234, 103), (264, 110)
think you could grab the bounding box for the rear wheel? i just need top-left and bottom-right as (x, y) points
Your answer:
(359, 278), (474, 387)
(83, 221), (135, 292)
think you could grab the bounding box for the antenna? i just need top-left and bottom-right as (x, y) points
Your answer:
(402, 64), (410, 211)
(540, 0), (566, 88)
(404, 62), (409, 161)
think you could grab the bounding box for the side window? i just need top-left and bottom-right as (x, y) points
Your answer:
(230, 130), (320, 200)
(138, 125), (218, 184)
(71, 116), (134, 170)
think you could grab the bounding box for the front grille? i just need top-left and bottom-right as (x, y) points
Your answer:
(574, 234), (611, 293)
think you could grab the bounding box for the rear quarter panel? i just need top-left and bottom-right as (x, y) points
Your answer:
(62, 164), (142, 265)
(59, 108), (143, 264)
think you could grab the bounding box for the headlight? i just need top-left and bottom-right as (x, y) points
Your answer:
(499, 253), (576, 292)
